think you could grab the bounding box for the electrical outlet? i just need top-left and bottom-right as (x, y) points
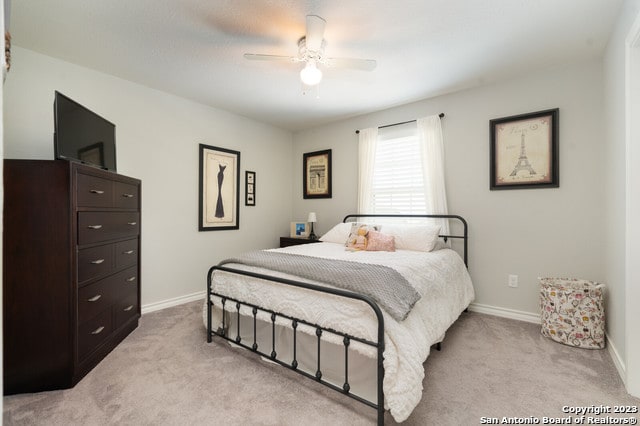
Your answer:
(508, 274), (518, 288)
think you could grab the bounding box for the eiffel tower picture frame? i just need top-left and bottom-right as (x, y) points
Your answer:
(490, 108), (559, 190)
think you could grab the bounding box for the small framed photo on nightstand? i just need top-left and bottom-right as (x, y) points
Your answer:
(290, 222), (309, 238)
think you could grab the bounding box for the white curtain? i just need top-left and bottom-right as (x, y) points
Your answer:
(417, 115), (449, 234)
(357, 127), (378, 214)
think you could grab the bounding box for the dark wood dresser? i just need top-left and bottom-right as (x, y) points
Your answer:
(3, 159), (141, 394)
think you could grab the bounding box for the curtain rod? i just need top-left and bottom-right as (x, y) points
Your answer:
(355, 113), (444, 134)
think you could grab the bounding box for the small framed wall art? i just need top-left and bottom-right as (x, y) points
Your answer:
(245, 170), (256, 206)
(199, 143), (240, 231)
(490, 108), (559, 190)
(303, 149), (332, 198)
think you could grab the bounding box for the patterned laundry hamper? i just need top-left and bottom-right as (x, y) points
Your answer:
(539, 277), (605, 349)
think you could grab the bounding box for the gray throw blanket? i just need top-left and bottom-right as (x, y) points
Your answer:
(219, 250), (421, 321)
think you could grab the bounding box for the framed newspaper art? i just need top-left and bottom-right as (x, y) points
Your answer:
(303, 149), (332, 199)
(490, 108), (559, 190)
(199, 143), (240, 231)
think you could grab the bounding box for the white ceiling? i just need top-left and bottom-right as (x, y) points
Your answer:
(9, 0), (623, 132)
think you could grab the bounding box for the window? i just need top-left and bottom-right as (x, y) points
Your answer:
(358, 115), (449, 232)
(370, 123), (426, 214)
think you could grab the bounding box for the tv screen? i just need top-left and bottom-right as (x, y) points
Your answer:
(54, 91), (116, 172)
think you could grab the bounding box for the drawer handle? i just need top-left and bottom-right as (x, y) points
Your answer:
(90, 189), (105, 194)
(123, 250), (135, 255)
(91, 326), (105, 335)
(87, 225), (103, 230)
(126, 276), (136, 282)
(90, 259), (105, 264)
(122, 193), (134, 198)
(87, 294), (102, 302)
(123, 305), (134, 312)
(127, 222), (137, 226)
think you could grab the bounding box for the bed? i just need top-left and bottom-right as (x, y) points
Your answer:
(204, 214), (474, 424)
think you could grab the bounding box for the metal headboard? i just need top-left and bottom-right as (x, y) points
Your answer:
(342, 214), (468, 268)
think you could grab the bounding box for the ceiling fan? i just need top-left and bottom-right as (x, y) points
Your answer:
(243, 15), (377, 87)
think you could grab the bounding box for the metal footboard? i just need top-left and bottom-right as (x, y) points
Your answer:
(207, 265), (386, 425)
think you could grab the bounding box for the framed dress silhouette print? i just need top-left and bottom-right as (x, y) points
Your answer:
(199, 143), (240, 231)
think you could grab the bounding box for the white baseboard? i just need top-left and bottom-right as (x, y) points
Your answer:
(141, 291), (205, 315)
(468, 302), (540, 324)
(606, 332), (627, 385)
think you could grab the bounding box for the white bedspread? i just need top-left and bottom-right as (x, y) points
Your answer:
(206, 242), (474, 422)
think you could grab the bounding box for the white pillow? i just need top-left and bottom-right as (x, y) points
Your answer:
(432, 239), (447, 251)
(319, 222), (352, 244)
(381, 223), (441, 252)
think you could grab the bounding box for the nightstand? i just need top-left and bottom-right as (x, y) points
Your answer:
(279, 237), (317, 248)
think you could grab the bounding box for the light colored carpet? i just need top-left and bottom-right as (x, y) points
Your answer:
(3, 300), (638, 425)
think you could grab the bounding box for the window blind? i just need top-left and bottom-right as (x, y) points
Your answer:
(370, 125), (426, 214)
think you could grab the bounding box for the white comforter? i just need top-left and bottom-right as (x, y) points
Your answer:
(205, 242), (474, 422)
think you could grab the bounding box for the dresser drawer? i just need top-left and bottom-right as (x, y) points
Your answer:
(114, 182), (139, 209)
(77, 173), (114, 208)
(78, 276), (119, 324)
(115, 239), (138, 269)
(78, 308), (113, 360)
(78, 244), (114, 284)
(114, 291), (139, 329)
(78, 212), (140, 245)
(111, 266), (138, 292)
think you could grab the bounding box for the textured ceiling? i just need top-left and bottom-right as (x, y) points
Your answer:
(9, 0), (623, 132)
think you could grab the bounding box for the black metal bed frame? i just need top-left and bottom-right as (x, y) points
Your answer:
(206, 214), (468, 425)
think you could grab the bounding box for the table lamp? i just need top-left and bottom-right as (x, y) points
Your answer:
(308, 212), (317, 240)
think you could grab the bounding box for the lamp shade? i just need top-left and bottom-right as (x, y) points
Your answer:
(307, 212), (317, 223)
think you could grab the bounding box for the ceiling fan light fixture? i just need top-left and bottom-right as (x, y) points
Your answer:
(244, 15), (376, 89)
(300, 61), (322, 86)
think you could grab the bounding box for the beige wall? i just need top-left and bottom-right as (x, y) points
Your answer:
(293, 60), (605, 319)
(3, 46), (294, 308)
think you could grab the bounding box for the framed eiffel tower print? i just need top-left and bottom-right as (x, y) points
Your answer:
(490, 108), (559, 190)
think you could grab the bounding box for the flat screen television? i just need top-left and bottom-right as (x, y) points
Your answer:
(54, 91), (117, 172)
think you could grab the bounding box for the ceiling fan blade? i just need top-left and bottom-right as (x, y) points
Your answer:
(244, 53), (297, 62)
(325, 57), (377, 71)
(305, 15), (326, 52)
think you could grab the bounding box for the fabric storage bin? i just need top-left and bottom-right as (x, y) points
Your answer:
(539, 277), (605, 349)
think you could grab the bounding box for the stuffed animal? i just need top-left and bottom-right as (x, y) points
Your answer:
(352, 226), (368, 250)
